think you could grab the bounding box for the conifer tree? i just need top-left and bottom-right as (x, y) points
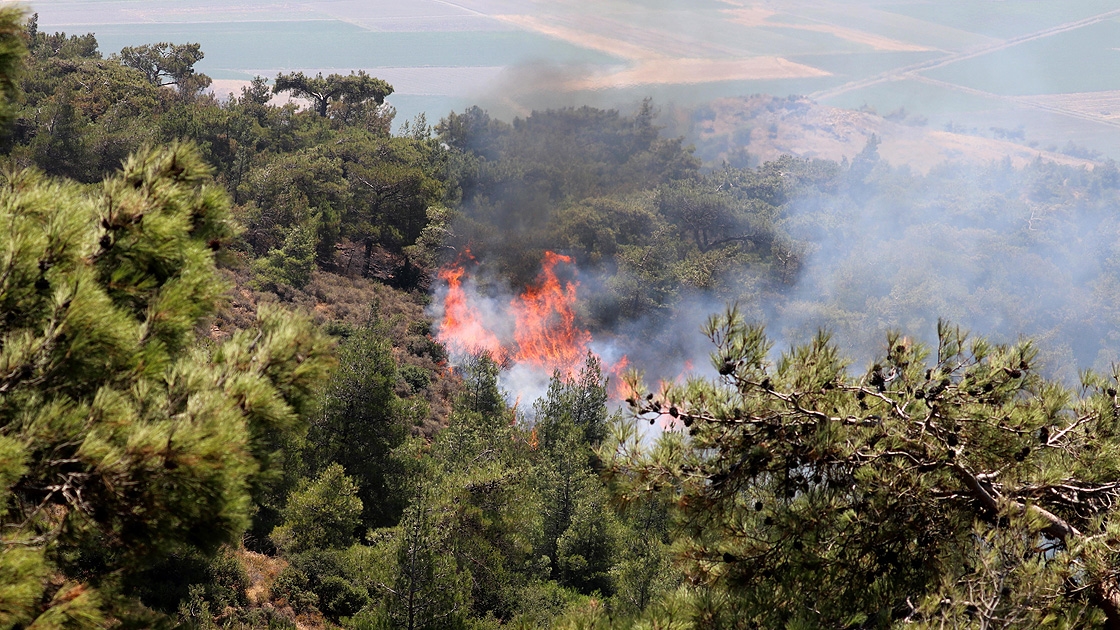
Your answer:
(605, 307), (1120, 628)
(435, 355), (538, 619)
(378, 472), (471, 630)
(271, 463), (363, 554)
(305, 320), (409, 528)
(0, 6), (22, 129)
(0, 143), (333, 625)
(533, 356), (625, 598)
(272, 71), (392, 119)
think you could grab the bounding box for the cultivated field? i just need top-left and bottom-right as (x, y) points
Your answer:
(32, 0), (1120, 160)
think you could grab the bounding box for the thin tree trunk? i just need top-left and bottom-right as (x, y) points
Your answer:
(363, 237), (374, 278)
(1093, 586), (1120, 630)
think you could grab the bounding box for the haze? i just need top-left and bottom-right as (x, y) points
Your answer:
(34, 0), (1120, 160)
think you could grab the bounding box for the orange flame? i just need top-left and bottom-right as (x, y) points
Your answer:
(436, 250), (595, 378)
(609, 355), (639, 401)
(436, 251), (707, 413)
(511, 252), (591, 377)
(436, 251), (506, 362)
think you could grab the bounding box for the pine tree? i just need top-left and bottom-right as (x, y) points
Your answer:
(0, 6), (22, 130)
(0, 142), (333, 625)
(304, 319), (410, 529)
(533, 356), (623, 598)
(271, 463), (364, 554)
(605, 306), (1120, 628)
(379, 472), (471, 630)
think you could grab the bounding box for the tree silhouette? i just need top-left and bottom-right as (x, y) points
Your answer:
(273, 70), (393, 118)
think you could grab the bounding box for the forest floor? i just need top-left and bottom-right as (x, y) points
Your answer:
(211, 244), (455, 434)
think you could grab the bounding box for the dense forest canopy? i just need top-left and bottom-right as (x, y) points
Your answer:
(6, 10), (1120, 630)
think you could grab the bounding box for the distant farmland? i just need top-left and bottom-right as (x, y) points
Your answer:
(33, 0), (1120, 157)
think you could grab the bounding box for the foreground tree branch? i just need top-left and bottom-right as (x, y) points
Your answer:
(603, 306), (1120, 628)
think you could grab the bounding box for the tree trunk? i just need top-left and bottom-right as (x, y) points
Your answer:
(363, 237), (374, 278)
(1093, 584), (1120, 630)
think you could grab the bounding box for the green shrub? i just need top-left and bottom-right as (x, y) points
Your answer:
(400, 364), (432, 393)
(316, 575), (370, 621)
(273, 566), (319, 613)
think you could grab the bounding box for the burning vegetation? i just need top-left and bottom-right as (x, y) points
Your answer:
(437, 249), (594, 380)
(18, 12), (1120, 629)
(436, 249), (507, 362)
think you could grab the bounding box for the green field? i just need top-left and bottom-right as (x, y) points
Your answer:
(921, 20), (1120, 96)
(879, 0), (1120, 40)
(31, 0), (1120, 156)
(91, 21), (623, 73)
(790, 51), (941, 80)
(795, 5), (995, 51)
(823, 78), (1006, 115)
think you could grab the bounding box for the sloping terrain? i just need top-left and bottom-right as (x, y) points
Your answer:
(684, 95), (1097, 172)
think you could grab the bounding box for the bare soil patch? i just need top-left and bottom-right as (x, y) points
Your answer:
(495, 12), (832, 89)
(689, 95), (1096, 173)
(238, 549), (286, 606)
(493, 13), (653, 60)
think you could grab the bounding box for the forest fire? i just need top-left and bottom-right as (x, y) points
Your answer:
(609, 355), (638, 400)
(510, 251), (592, 376)
(436, 250), (592, 377)
(436, 251), (506, 361)
(435, 250), (700, 404)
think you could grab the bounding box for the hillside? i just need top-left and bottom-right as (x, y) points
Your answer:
(680, 94), (1099, 172)
(12, 8), (1120, 630)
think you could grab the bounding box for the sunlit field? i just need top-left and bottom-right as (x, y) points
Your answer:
(33, 0), (1120, 156)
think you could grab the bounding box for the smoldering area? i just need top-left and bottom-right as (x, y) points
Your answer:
(430, 78), (1120, 402)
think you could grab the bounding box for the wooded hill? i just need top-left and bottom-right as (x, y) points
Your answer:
(8, 10), (1120, 630)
